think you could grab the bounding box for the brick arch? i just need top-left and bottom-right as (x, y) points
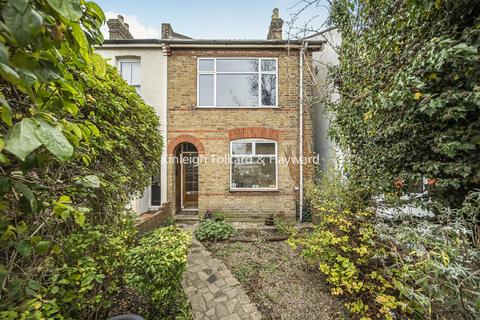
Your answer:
(228, 127), (282, 141)
(167, 134), (205, 155)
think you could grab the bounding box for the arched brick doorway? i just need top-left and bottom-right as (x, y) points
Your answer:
(173, 142), (199, 213)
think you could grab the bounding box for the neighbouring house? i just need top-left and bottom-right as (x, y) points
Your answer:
(96, 10), (324, 222)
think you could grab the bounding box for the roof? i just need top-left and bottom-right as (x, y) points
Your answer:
(99, 38), (325, 50)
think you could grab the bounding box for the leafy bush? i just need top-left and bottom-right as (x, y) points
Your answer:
(378, 192), (480, 319)
(327, 0), (480, 208)
(125, 226), (192, 318)
(204, 209), (226, 221)
(292, 169), (409, 319)
(0, 0), (162, 318)
(298, 158), (480, 319)
(275, 218), (296, 236)
(195, 220), (235, 241)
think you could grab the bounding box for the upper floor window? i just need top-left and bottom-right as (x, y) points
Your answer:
(230, 139), (277, 190)
(198, 58), (277, 108)
(119, 59), (141, 93)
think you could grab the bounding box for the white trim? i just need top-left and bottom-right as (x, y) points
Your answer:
(229, 139), (278, 191)
(117, 58), (141, 86)
(197, 57), (278, 108)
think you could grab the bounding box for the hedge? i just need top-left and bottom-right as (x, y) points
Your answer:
(0, 0), (162, 318)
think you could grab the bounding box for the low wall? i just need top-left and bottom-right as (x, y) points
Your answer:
(136, 202), (171, 235)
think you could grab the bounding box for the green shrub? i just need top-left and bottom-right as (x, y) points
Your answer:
(195, 220), (235, 241)
(204, 209), (226, 221)
(212, 210), (226, 221)
(327, 0), (480, 208)
(125, 226), (191, 318)
(378, 192), (480, 319)
(275, 218), (296, 236)
(163, 215), (176, 226)
(0, 0), (162, 318)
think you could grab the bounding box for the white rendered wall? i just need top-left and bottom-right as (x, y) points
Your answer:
(96, 45), (167, 214)
(311, 29), (341, 170)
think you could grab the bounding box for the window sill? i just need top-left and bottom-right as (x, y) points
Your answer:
(196, 106), (280, 109)
(229, 189), (279, 193)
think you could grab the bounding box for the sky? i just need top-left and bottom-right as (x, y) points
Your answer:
(96, 0), (330, 40)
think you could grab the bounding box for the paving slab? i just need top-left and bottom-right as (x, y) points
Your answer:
(182, 238), (261, 320)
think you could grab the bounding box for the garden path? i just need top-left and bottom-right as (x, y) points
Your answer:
(182, 237), (263, 320)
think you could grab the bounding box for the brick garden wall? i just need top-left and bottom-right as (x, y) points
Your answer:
(167, 48), (315, 221)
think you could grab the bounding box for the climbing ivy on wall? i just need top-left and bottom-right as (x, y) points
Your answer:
(327, 0), (480, 208)
(0, 0), (162, 318)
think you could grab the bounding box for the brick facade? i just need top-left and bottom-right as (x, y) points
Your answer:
(167, 48), (314, 221)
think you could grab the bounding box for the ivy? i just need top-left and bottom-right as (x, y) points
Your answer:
(327, 0), (480, 208)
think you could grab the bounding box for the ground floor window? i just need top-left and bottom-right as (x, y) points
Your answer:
(230, 139), (277, 190)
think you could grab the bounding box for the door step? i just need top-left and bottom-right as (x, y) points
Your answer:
(175, 215), (200, 225)
(177, 209), (198, 215)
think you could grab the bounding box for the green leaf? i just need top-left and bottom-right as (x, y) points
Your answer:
(12, 181), (37, 213)
(0, 176), (10, 194)
(71, 23), (90, 62)
(0, 62), (21, 85)
(35, 241), (51, 254)
(2, 3), (43, 46)
(92, 53), (106, 78)
(0, 93), (12, 126)
(46, 0), (82, 21)
(33, 119), (74, 161)
(4, 118), (42, 161)
(73, 211), (85, 225)
(85, 1), (105, 22)
(10, 0), (29, 13)
(76, 175), (100, 188)
(17, 240), (32, 258)
(0, 43), (9, 63)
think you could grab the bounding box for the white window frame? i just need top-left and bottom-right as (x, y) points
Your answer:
(197, 57), (278, 108)
(118, 58), (141, 92)
(229, 139), (278, 191)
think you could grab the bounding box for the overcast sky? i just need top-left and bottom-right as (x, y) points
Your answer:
(96, 0), (330, 40)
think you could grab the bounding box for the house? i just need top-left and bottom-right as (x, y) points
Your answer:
(96, 9), (324, 222)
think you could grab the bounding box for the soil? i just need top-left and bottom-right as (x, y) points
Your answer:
(204, 229), (346, 320)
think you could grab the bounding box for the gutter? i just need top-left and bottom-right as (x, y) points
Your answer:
(99, 39), (324, 50)
(299, 42), (308, 222)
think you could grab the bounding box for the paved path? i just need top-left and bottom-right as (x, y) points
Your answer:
(182, 238), (262, 320)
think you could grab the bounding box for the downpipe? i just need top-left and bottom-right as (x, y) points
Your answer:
(299, 42), (308, 222)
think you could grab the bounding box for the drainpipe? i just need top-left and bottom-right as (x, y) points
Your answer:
(299, 42), (308, 222)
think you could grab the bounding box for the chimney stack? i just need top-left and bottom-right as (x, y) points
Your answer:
(107, 15), (134, 40)
(267, 8), (283, 40)
(162, 23), (173, 39)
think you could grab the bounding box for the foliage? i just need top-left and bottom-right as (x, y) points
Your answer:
(0, 0), (162, 318)
(327, 0), (480, 208)
(125, 226), (192, 319)
(195, 220), (235, 241)
(204, 208), (226, 221)
(378, 192), (480, 319)
(163, 215), (176, 227)
(292, 167), (409, 319)
(274, 218), (296, 236)
(299, 157), (480, 319)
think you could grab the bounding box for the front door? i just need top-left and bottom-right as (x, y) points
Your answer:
(181, 152), (198, 210)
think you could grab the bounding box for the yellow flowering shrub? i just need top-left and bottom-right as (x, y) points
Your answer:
(290, 183), (409, 319)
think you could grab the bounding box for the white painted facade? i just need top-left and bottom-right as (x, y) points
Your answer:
(95, 44), (168, 214)
(311, 29), (341, 170)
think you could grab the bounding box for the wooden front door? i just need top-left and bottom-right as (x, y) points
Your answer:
(181, 152), (198, 210)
